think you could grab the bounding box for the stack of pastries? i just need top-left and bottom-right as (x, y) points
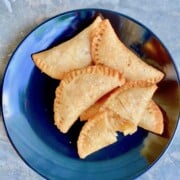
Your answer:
(32, 16), (164, 159)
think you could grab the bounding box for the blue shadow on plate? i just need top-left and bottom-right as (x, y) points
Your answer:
(1, 8), (180, 179)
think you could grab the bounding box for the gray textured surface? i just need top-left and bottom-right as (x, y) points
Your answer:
(0, 0), (180, 179)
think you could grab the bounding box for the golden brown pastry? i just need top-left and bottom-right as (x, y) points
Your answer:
(91, 19), (164, 85)
(101, 82), (157, 128)
(32, 16), (102, 79)
(77, 110), (137, 159)
(80, 97), (164, 135)
(54, 65), (125, 133)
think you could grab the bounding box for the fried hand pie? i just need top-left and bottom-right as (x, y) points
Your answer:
(77, 110), (137, 159)
(81, 96), (164, 135)
(32, 16), (102, 79)
(101, 82), (157, 127)
(54, 65), (125, 133)
(91, 19), (164, 85)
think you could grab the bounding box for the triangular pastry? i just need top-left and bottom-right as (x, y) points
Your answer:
(80, 97), (164, 135)
(101, 82), (157, 127)
(32, 16), (102, 79)
(54, 65), (125, 133)
(78, 83), (159, 158)
(77, 110), (137, 159)
(91, 19), (164, 85)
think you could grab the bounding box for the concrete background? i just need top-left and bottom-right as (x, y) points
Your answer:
(0, 0), (180, 179)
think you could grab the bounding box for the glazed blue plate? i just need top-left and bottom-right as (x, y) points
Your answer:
(2, 9), (180, 179)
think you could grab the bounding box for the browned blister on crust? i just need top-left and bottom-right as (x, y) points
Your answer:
(139, 100), (164, 134)
(77, 110), (137, 159)
(91, 19), (164, 85)
(32, 16), (102, 79)
(54, 65), (125, 133)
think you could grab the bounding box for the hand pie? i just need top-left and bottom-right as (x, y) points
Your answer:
(101, 82), (157, 127)
(139, 100), (164, 134)
(54, 65), (125, 133)
(80, 81), (163, 134)
(80, 96), (164, 134)
(77, 110), (137, 159)
(81, 97), (164, 134)
(32, 16), (102, 79)
(77, 83), (158, 158)
(91, 19), (164, 85)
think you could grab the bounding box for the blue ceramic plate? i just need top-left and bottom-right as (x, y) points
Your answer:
(2, 9), (180, 179)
